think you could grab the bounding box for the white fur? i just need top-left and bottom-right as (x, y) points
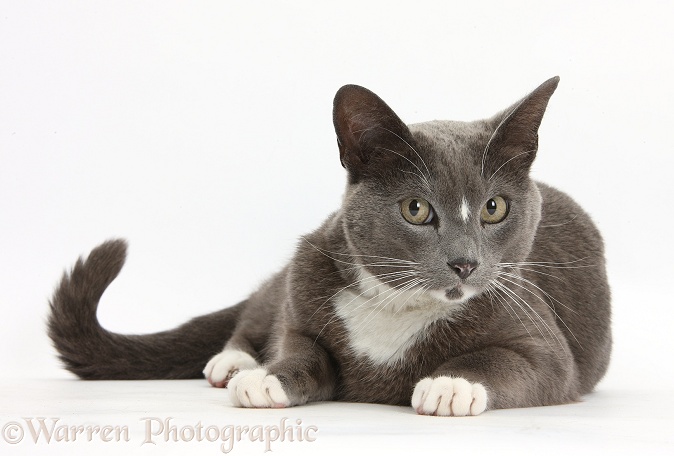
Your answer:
(428, 284), (480, 304)
(203, 349), (258, 386)
(228, 368), (290, 408)
(460, 196), (470, 222)
(333, 269), (461, 366)
(412, 376), (488, 416)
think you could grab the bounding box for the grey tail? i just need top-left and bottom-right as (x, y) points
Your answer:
(47, 239), (243, 380)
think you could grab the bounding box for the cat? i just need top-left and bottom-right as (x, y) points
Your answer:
(48, 76), (611, 416)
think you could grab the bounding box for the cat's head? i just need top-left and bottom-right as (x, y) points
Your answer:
(332, 77), (559, 306)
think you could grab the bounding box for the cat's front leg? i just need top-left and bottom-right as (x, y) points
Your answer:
(227, 368), (290, 408)
(412, 376), (488, 416)
(412, 344), (575, 416)
(227, 331), (336, 408)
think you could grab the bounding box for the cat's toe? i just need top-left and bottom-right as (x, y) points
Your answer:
(228, 368), (290, 408)
(411, 376), (487, 416)
(203, 349), (258, 388)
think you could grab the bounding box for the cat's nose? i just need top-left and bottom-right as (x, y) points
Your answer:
(448, 259), (478, 279)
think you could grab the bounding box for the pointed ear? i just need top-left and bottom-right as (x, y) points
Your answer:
(333, 85), (413, 178)
(482, 76), (560, 180)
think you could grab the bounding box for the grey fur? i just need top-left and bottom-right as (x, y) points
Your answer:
(48, 77), (611, 411)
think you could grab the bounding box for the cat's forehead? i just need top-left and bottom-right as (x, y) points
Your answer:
(407, 120), (493, 199)
(408, 120), (492, 155)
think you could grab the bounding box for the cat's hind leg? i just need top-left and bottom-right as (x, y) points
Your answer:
(203, 323), (263, 388)
(204, 290), (277, 388)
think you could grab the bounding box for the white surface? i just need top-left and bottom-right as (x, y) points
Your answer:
(0, 379), (671, 455)
(1, 1), (673, 455)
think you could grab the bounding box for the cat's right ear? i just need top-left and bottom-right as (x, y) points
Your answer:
(333, 85), (413, 178)
(482, 77), (560, 180)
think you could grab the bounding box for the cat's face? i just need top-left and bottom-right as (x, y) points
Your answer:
(334, 79), (558, 307)
(341, 119), (542, 305)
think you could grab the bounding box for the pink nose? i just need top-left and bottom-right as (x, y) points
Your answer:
(448, 260), (477, 279)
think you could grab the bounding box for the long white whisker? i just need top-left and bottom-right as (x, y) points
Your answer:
(392, 282), (430, 317)
(494, 279), (567, 356)
(301, 236), (419, 265)
(313, 271), (420, 344)
(332, 278), (423, 347)
(498, 264), (562, 281)
(498, 257), (592, 268)
(490, 282), (538, 342)
(497, 271), (576, 314)
(307, 269), (419, 322)
(353, 278), (424, 336)
(497, 271), (582, 347)
(493, 281), (558, 353)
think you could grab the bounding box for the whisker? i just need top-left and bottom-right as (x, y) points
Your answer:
(308, 270), (418, 325)
(300, 236), (419, 266)
(352, 278), (425, 336)
(391, 282), (430, 316)
(481, 99), (526, 178)
(498, 257), (593, 268)
(497, 264), (562, 281)
(493, 282), (560, 355)
(382, 283), (433, 365)
(497, 271), (582, 347)
(538, 213), (580, 228)
(377, 147), (432, 191)
(377, 126), (433, 182)
(397, 169), (430, 185)
(322, 268), (419, 294)
(312, 271), (421, 344)
(488, 149), (536, 182)
(497, 271), (577, 315)
(490, 282), (539, 343)
(484, 285), (498, 313)
(494, 279), (567, 356)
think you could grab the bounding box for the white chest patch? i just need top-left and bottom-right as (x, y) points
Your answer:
(332, 271), (459, 366)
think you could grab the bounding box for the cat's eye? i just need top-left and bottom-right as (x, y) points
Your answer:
(400, 198), (435, 225)
(480, 196), (509, 224)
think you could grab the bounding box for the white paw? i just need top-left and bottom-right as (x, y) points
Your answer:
(203, 349), (258, 388)
(411, 376), (487, 416)
(228, 368), (291, 408)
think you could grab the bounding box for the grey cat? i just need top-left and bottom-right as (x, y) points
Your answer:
(48, 77), (611, 416)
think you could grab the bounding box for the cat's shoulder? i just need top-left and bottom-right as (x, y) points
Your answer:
(536, 181), (592, 220)
(534, 181), (604, 248)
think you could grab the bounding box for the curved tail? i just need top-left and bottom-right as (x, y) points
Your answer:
(47, 239), (242, 379)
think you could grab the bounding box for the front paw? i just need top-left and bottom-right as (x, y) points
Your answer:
(203, 349), (258, 388)
(228, 368), (291, 408)
(412, 376), (487, 416)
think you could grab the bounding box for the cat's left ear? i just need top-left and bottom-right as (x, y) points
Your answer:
(333, 85), (414, 180)
(482, 76), (560, 180)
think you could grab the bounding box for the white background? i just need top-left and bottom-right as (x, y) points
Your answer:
(1, 1), (673, 454)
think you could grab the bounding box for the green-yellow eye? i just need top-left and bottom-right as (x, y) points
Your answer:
(481, 196), (509, 224)
(401, 198), (435, 225)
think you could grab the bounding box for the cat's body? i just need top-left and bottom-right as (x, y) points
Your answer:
(48, 77), (611, 415)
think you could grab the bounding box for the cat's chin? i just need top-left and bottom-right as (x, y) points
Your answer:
(429, 284), (480, 306)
